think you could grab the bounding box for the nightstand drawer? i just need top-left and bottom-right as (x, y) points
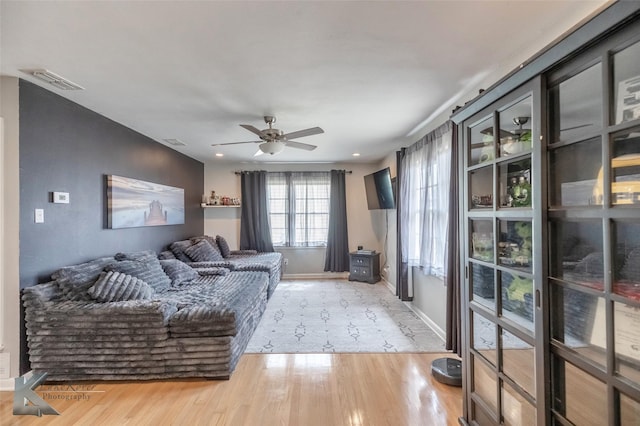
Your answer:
(351, 266), (370, 276)
(351, 256), (372, 267)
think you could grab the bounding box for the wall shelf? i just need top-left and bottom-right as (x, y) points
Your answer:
(202, 205), (240, 208)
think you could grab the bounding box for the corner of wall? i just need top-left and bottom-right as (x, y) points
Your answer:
(1, 76), (21, 379)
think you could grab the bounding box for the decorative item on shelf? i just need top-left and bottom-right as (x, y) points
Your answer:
(513, 175), (531, 207)
(472, 232), (494, 261)
(472, 194), (493, 208)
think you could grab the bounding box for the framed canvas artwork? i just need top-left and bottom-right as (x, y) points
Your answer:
(107, 175), (184, 229)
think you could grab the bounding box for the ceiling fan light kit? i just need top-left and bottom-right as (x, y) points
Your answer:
(259, 141), (285, 155)
(212, 115), (324, 157)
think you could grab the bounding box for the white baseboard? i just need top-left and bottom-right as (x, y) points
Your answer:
(404, 301), (446, 342)
(0, 377), (15, 391)
(282, 272), (349, 280)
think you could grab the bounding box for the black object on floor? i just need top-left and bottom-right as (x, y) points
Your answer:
(431, 357), (462, 387)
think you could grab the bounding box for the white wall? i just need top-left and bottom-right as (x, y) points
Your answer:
(0, 76), (21, 386)
(203, 161), (380, 277)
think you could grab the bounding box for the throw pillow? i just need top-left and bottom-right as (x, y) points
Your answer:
(88, 271), (154, 302)
(191, 235), (223, 257)
(106, 256), (171, 293)
(158, 250), (177, 260)
(52, 256), (116, 300)
(184, 239), (224, 262)
(216, 235), (232, 258)
(184, 240), (223, 262)
(114, 250), (156, 261)
(169, 240), (194, 263)
(160, 259), (199, 286)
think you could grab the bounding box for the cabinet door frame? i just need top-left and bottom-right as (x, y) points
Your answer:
(460, 77), (546, 425)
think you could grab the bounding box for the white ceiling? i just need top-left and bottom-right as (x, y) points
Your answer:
(0, 1), (608, 164)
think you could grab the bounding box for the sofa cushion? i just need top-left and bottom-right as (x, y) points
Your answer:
(169, 240), (194, 263)
(88, 271), (154, 302)
(160, 259), (199, 286)
(216, 235), (232, 258)
(197, 267), (230, 276)
(52, 256), (116, 300)
(106, 255), (171, 293)
(185, 240), (224, 262)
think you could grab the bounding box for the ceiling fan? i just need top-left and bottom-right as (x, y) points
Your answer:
(212, 116), (324, 156)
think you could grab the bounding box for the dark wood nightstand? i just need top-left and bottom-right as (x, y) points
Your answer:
(348, 251), (380, 284)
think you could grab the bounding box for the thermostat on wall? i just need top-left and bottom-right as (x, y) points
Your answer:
(53, 192), (70, 204)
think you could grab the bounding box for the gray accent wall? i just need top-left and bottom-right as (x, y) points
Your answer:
(19, 80), (204, 288)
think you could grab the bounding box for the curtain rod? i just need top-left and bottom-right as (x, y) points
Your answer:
(234, 170), (352, 175)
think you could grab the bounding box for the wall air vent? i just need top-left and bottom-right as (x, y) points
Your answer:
(163, 138), (187, 146)
(22, 69), (84, 90)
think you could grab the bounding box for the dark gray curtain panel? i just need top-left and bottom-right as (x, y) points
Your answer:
(396, 149), (411, 301)
(240, 171), (274, 252)
(445, 125), (462, 357)
(324, 170), (350, 272)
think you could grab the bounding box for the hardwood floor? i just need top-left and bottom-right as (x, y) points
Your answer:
(0, 353), (462, 425)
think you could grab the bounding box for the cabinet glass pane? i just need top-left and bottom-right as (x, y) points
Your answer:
(549, 138), (602, 206)
(549, 63), (602, 143)
(614, 301), (640, 385)
(471, 263), (495, 309)
(552, 356), (607, 426)
(549, 220), (603, 290)
(498, 97), (532, 158)
(470, 116), (495, 166)
(502, 381), (536, 426)
(473, 354), (498, 413)
(473, 312), (497, 366)
(611, 130), (640, 205)
(499, 158), (531, 208)
(498, 220), (532, 273)
(472, 401), (495, 426)
(470, 166), (493, 209)
(613, 40), (640, 125)
(471, 219), (494, 262)
(551, 285), (606, 367)
(620, 392), (640, 426)
(614, 221), (640, 302)
(501, 272), (534, 331)
(502, 329), (535, 396)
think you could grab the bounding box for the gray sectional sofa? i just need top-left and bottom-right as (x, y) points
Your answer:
(22, 236), (282, 381)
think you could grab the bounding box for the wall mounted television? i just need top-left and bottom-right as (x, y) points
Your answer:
(364, 167), (396, 210)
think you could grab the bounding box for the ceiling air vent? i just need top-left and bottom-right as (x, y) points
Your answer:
(163, 138), (186, 147)
(22, 69), (84, 90)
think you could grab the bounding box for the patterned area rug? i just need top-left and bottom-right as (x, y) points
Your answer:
(245, 280), (446, 353)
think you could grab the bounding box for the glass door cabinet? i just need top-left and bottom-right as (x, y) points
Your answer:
(457, 5), (640, 425)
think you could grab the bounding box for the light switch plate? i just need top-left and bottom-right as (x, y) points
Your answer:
(53, 192), (70, 203)
(35, 209), (44, 223)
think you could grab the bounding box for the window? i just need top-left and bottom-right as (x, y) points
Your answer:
(267, 172), (331, 247)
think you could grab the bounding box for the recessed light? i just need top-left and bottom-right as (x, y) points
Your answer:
(352, 153), (361, 157)
(215, 153), (224, 157)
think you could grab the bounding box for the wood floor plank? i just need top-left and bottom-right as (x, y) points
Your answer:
(1, 353), (462, 425)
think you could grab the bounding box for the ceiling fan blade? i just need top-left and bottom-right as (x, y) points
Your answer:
(253, 149), (264, 157)
(281, 127), (324, 140)
(240, 124), (267, 138)
(285, 140), (317, 151)
(211, 141), (261, 147)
